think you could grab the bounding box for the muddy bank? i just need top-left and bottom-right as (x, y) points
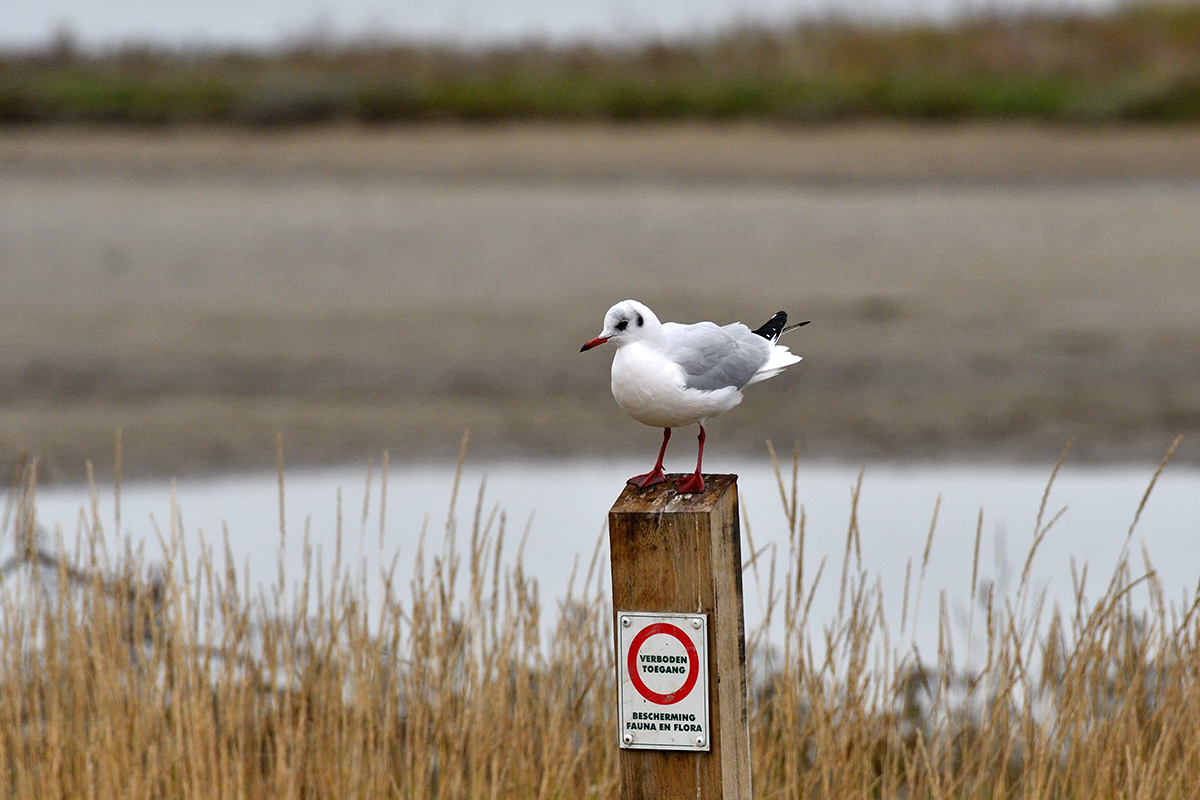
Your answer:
(2, 123), (1198, 481)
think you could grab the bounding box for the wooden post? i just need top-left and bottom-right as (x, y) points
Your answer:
(608, 474), (751, 800)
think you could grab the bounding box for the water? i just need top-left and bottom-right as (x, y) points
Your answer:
(16, 457), (1200, 663)
(6, 0), (1123, 52)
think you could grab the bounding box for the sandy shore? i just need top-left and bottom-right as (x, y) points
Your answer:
(2, 123), (1199, 481)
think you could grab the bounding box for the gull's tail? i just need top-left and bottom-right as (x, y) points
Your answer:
(748, 311), (807, 386)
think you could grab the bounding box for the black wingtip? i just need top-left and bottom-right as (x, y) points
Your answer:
(752, 311), (790, 341)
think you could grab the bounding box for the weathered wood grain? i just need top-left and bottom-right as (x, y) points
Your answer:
(609, 474), (751, 800)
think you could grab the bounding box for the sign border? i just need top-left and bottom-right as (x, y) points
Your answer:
(617, 611), (710, 751)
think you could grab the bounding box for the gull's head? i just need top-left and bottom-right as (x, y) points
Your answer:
(580, 299), (659, 352)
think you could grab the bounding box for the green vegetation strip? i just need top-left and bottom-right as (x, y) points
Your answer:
(2, 3), (1199, 124)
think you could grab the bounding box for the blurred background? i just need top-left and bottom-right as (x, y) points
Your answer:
(3, 10), (1200, 790)
(2, 0), (1199, 482)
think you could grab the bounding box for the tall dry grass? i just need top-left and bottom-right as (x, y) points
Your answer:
(1, 436), (1196, 799)
(748, 435), (1200, 798)
(0, 447), (616, 799)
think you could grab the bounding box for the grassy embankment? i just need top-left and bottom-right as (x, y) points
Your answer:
(1, 437), (1197, 797)
(2, 4), (1199, 124)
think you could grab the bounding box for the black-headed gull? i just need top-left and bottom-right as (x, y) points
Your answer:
(581, 299), (807, 493)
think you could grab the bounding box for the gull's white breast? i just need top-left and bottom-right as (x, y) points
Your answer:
(610, 341), (744, 429)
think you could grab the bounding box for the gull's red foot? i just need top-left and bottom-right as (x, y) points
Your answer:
(674, 473), (705, 493)
(627, 468), (667, 488)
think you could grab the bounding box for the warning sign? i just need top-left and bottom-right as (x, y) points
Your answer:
(617, 612), (710, 751)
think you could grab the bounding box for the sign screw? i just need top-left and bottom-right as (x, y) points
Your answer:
(692, 618), (702, 629)
(696, 735), (705, 746)
(623, 733), (634, 745)
(621, 616), (631, 627)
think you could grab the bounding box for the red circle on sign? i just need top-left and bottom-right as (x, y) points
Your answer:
(627, 622), (700, 705)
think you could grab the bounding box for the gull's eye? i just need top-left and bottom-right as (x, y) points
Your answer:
(615, 319), (629, 332)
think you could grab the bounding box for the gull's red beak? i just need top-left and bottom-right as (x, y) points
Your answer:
(580, 336), (610, 352)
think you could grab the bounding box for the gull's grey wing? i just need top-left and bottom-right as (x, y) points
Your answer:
(663, 321), (771, 392)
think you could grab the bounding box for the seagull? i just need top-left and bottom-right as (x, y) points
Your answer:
(581, 299), (807, 493)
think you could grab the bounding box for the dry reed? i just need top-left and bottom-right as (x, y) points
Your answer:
(1, 437), (1196, 799)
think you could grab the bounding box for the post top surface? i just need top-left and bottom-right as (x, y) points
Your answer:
(608, 474), (738, 514)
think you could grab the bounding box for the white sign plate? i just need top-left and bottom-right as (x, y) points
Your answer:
(617, 611), (710, 751)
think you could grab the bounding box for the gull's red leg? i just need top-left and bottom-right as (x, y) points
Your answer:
(674, 424), (706, 493)
(628, 428), (671, 488)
